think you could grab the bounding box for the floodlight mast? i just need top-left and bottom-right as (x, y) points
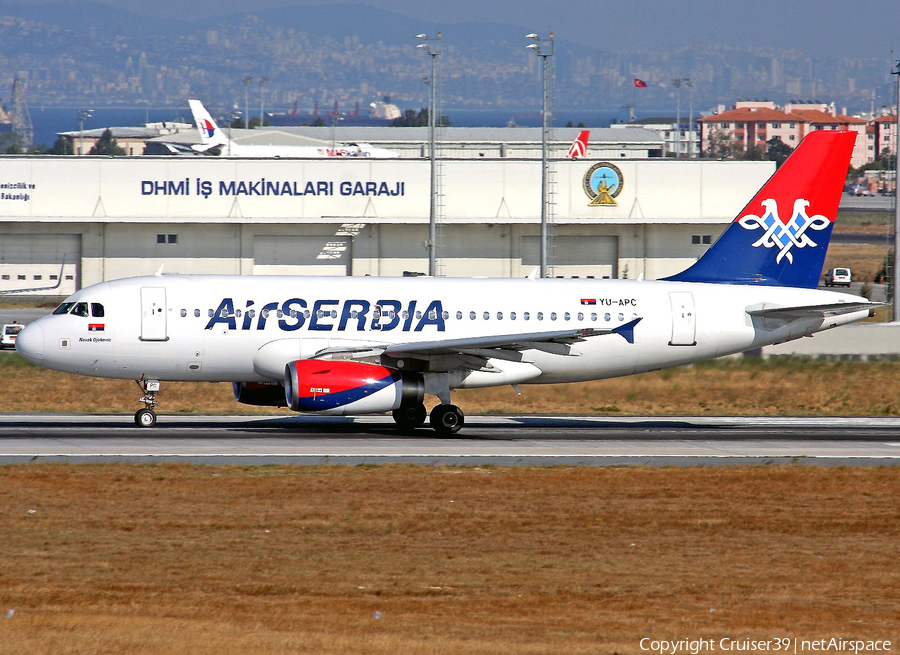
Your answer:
(526, 32), (554, 278)
(416, 32), (442, 276)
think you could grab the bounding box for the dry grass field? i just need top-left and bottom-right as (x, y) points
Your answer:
(1, 465), (898, 654)
(3, 355), (900, 417)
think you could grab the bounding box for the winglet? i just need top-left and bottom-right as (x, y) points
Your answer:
(612, 317), (641, 344)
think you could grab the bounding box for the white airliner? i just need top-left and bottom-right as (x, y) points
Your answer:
(187, 99), (399, 158)
(16, 131), (877, 432)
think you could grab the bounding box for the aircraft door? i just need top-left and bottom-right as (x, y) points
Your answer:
(140, 287), (168, 342)
(668, 292), (696, 346)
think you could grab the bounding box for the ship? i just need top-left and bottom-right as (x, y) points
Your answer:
(266, 98), (402, 127)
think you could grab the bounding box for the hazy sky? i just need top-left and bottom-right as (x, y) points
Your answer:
(63, 0), (900, 59)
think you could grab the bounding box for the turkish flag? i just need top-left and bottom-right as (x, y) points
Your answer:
(633, 78), (647, 88)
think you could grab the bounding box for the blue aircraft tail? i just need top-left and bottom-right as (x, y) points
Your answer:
(665, 130), (856, 288)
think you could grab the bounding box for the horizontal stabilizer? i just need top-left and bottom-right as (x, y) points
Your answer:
(747, 301), (882, 319)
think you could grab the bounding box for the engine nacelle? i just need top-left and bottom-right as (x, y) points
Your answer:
(232, 381), (287, 407)
(284, 360), (424, 415)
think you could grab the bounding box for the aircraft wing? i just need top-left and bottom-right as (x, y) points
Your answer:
(747, 301), (882, 319)
(311, 318), (641, 370)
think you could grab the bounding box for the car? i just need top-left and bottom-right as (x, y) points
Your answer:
(1, 323), (24, 349)
(824, 267), (852, 288)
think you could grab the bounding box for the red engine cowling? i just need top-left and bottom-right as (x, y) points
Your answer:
(233, 381), (287, 407)
(284, 360), (424, 415)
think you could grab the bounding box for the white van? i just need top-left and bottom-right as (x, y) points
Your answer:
(1, 323), (24, 349)
(824, 268), (851, 287)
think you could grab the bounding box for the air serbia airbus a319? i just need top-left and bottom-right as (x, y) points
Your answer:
(16, 131), (878, 433)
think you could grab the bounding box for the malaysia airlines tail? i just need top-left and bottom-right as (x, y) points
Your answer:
(666, 130), (856, 288)
(567, 130), (589, 158)
(188, 99), (231, 153)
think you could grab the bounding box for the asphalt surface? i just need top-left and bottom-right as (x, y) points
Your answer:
(1, 414), (899, 466)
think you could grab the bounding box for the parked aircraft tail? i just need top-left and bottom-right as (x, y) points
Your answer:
(665, 130), (856, 288)
(567, 130), (589, 158)
(188, 99), (231, 152)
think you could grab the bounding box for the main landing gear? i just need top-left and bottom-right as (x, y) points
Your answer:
(134, 378), (160, 428)
(391, 401), (465, 435)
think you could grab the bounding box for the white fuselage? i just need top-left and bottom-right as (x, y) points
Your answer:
(17, 275), (869, 388)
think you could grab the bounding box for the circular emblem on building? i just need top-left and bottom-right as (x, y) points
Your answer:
(583, 162), (624, 206)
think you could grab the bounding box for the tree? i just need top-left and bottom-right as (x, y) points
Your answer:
(766, 137), (793, 168)
(48, 135), (73, 155)
(0, 131), (23, 154)
(88, 128), (125, 156)
(702, 129), (739, 159)
(391, 108), (451, 127)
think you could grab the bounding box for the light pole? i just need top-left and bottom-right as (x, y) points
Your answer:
(330, 110), (344, 154)
(77, 109), (93, 155)
(259, 77), (269, 127)
(684, 78), (694, 158)
(416, 31), (441, 276)
(527, 32), (554, 278)
(892, 59), (900, 321)
(672, 78), (682, 157)
(243, 76), (254, 128)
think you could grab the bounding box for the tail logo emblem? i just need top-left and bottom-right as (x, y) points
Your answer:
(200, 119), (215, 139)
(738, 199), (830, 264)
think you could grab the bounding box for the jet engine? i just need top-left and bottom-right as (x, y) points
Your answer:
(232, 381), (287, 407)
(284, 360), (424, 415)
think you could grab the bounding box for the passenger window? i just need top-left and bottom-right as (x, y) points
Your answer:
(483, 312), (490, 320)
(604, 313), (611, 321)
(550, 312), (557, 321)
(469, 311), (476, 320)
(497, 312), (503, 320)
(456, 311), (463, 320)
(524, 312), (530, 320)
(510, 312), (516, 320)
(618, 313), (624, 321)
(591, 313), (597, 321)
(577, 312), (584, 321)
(208, 309), (214, 318)
(537, 312), (543, 321)
(194, 309), (200, 318)
(564, 312), (570, 321)
(72, 302), (89, 317)
(442, 311), (449, 320)
(91, 303), (105, 317)
(180, 309), (187, 317)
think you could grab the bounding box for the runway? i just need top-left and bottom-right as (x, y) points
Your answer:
(1, 414), (899, 466)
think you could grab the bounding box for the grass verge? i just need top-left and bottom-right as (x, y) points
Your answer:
(1, 464), (898, 654)
(2, 355), (899, 417)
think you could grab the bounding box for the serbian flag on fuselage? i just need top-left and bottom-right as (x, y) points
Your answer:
(88, 324), (104, 332)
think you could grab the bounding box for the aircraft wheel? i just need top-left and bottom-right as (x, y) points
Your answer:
(392, 402), (427, 430)
(430, 404), (464, 435)
(135, 408), (157, 428)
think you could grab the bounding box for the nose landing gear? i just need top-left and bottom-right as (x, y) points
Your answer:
(135, 379), (160, 427)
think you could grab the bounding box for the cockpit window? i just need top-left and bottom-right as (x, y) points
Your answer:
(72, 302), (89, 317)
(91, 303), (105, 318)
(53, 302), (75, 315)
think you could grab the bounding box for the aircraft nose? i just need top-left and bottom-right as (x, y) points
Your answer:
(15, 322), (44, 363)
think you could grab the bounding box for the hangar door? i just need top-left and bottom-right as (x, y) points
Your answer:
(522, 235), (618, 279)
(0, 234), (80, 295)
(253, 236), (351, 276)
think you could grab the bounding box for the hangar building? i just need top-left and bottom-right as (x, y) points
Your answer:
(0, 128), (774, 295)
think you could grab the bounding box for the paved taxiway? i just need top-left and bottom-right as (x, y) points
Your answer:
(1, 414), (899, 466)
